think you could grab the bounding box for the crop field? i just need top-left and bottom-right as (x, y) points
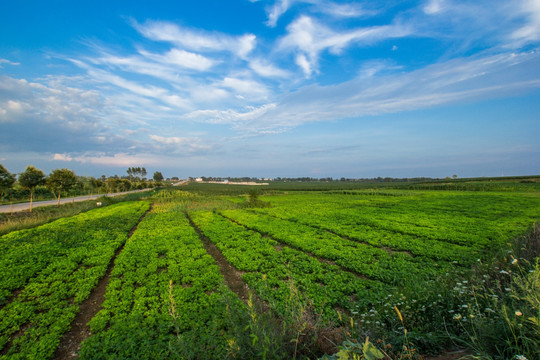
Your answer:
(0, 187), (539, 359)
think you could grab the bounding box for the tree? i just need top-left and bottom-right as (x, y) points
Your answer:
(127, 167), (134, 181)
(153, 171), (164, 182)
(46, 168), (77, 206)
(142, 167), (147, 179)
(0, 164), (16, 200)
(19, 166), (46, 212)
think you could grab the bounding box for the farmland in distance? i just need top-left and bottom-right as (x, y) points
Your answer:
(1, 181), (539, 359)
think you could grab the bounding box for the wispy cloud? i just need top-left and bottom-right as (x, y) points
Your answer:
(149, 134), (212, 154)
(264, 0), (371, 27)
(0, 58), (20, 67)
(279, 15), (411, 76)
(511, 0), (540, 46)
(249, 59), (291, 78)
(242, 50), (540, 130)
(133, 20), (257, 58)
(0, 75), (129, 153)
(139, 48), (216, 71)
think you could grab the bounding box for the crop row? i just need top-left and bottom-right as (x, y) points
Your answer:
(0, 203), (148, 307)
(190, 210), (389, 317)
(0, 201), (150, 359)
(79, 204), (244, 360)
(247, 208), (474, 263)
(256, 192), (540, 249)
(220, 209), (455, 284)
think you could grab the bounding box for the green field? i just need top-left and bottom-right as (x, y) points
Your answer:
(1, 183), (539, 359)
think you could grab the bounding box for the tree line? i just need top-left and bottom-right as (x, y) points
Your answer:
(0, 164), (165, 212)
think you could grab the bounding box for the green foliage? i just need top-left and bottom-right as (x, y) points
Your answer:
(321, 338), (385, 360)
(1, 185), (539, 358)
(0, 164), (15, 200)
(0, 201), (149, 358)
(153, 171), (164, 182)
(18, 165), (46, 190)
(80, 204), (239, 359)
(46, 168), (77, 204)
(448, 239), (540, 359)
(191, 210), (387, 320)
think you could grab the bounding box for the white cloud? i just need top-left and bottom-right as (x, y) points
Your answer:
(266, 0), (293, 27)
(149, 134), (192, 145)
(221, 77), (269, 98)
(133, 20), (257, 58)
(53, 153), (73, 161)
(149, 134), (212, 153)
(511, 0), (540, 45)
(265, 0), (370, 27)
(82, 67), (191, 109)
(183, 103), (277, 125)
(232, 50), (540, 131)
(249, 59), (291, 78)
(279, 16), (411, 76)
(423, 0), (447, 14)
(315, 2), (369, 18)
(147, 48), (216, 70)
(0, 58), (20, 67)
(0, 100), (29, 122)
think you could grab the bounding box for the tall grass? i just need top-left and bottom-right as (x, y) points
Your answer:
(331, 223), (540, 359)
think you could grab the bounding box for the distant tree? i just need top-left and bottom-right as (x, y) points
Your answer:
(452, 174), (458, 179)
(19, 165), (46, 212)
(153, 171), (164, 182)
(90, 178), (104, 192)
(142, 167), (147, 179)
(127, 167), (134, 181)
(46, 168), (77, 206)
(118, 179), (132, 192)
(0, 164), (16, 200)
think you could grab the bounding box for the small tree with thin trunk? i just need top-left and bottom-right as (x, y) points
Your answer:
(19, 166), (46, 212)
(0, 164), (16, 201)
(153, 171), (164, 182)
(46, 168), (77, 206)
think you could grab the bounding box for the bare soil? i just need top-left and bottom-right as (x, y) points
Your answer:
(186, 212), (250, 303)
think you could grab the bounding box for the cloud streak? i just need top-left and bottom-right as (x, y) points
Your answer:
(279, 16), (412, 76)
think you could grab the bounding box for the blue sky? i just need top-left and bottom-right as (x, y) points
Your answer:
(1, 0), (539, 178)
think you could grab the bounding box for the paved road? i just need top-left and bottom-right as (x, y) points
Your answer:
(0, 188), (153, 214)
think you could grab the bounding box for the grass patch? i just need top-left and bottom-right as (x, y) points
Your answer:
(0, 189), (156, 236)
(330, 223), (540, 359)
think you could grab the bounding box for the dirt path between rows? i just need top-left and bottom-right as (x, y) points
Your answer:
(252, 210), (415, 258)
(185, 212), (251, 304)
(53, 205), (153, 359)
(218, 212), (382, 283)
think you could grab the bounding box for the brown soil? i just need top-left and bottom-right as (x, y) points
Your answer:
(53, 204), (153, 359)
(0, 288), (22, 312)
(0, 322), (31, 356)
(185, 212), (250, 303)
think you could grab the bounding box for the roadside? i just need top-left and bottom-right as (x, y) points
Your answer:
(0, 189), (152, 214)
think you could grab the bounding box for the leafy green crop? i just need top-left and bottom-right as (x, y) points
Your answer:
(79, 203), (244, 360)
(0, 201), (150, 359)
